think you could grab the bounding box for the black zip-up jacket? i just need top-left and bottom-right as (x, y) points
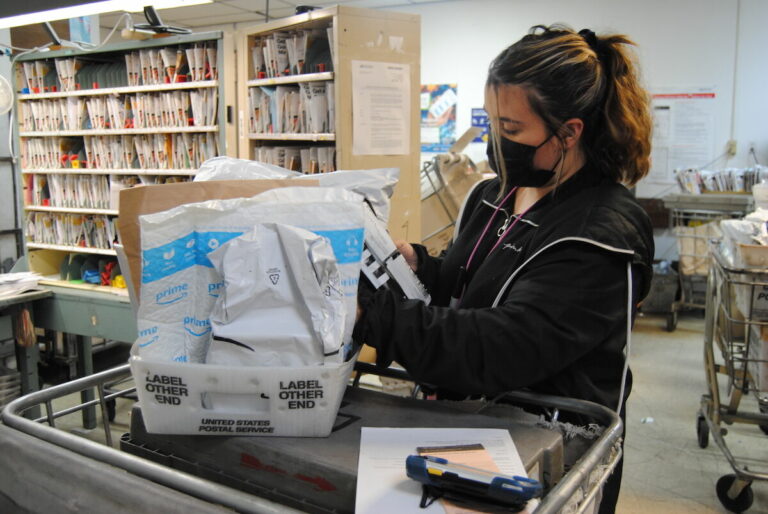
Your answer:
(354, 163), (654, 411)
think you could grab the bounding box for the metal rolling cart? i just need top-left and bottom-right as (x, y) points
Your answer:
(2, 362), (623, 514)
(698, 241), (768, 512)
(419, 127), (484, 256)
(663, 194), (754, 331)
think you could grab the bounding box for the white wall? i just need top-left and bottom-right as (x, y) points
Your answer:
(371, 0), (753, 200)
(733, 0), (768, 168)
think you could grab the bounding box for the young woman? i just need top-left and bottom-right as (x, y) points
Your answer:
(354, 25), (654, 513)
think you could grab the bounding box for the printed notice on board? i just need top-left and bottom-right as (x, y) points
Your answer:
(648, 87), (716, 184)
(352, 61), (410, 155)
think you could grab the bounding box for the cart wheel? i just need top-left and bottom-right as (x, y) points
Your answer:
(696, 414), (709, 448)
(106, 399), (116, 422)
(716, 474), (753, 513)
(666, 311), (678, 332)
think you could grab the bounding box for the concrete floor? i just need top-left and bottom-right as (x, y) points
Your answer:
(34, 311), (768, 513)
(618, 313), (768, 513)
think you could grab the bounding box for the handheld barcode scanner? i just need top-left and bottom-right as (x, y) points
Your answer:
(360, 246), (407, 294)
(358, 205), (430, 302)
(405, 455), (542, 511)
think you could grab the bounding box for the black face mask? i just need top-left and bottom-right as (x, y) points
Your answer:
(486, 133), (558, 188)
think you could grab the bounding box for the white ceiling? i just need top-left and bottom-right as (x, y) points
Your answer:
(99, 0), (451, 30)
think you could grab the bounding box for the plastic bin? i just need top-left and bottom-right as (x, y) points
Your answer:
(641, 263), (679, 331)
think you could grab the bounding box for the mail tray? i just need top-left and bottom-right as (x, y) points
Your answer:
(130, 354), (357, 437)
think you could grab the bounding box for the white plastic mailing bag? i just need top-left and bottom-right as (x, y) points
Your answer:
(194, 156), (300, 181)
(190, 158), (427, 303)
(206, 222), (345, 367)
(294, 168), (398, 224)
(193, 156), (398, 224)
(135, 187), (364, 365)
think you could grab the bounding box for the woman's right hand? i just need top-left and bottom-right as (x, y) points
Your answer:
(394, 240), (418, 272)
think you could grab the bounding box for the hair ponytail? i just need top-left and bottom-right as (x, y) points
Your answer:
(591, 34), (652, 185)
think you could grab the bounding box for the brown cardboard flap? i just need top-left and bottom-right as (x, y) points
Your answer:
(118, 180), (317, 298)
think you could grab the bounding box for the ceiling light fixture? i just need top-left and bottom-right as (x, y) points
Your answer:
(0, 0), (212, 29)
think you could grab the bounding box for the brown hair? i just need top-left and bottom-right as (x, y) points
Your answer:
(487, 24), (652, 189)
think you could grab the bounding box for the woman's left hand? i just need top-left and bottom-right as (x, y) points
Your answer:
(394, 240), (418, 271)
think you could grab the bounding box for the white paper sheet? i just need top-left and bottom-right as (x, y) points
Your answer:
(648, 87), (717, 184)
(351, 61), (410, 156)
(0, 272), (42, 298)
(356, 427), (537, 513)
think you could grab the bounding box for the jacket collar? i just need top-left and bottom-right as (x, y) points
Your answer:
(483, 163), (607, 220)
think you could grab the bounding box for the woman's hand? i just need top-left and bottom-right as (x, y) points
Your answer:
(394, 240), (418, 272)
(355, 241), (415, 324)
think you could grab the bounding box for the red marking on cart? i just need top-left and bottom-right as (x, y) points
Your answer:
(293, 473), (336, 492)
(240, 454), (337, 491)
(240, 453), (287, 475)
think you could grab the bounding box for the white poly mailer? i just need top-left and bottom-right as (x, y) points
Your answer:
(193, 156), (398, 224)
(207, 222), (345, 367)
(136, 187), (364, 365)
(193, 156), (300, 181)
(294, 168), (398, 223)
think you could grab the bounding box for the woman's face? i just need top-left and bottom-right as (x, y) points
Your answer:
(484, 84), (563, 172)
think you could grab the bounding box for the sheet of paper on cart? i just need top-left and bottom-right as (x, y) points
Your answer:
(0, 272), (42, 298)
(355, 427), (538, 514)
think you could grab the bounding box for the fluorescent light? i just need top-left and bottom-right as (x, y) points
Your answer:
(0, 0), (212, 29)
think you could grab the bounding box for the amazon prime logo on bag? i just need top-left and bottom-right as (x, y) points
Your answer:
(155, 283), (189, 305)
(183, 316), (211, 337)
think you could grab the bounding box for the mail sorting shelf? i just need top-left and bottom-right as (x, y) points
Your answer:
(663, 194), (753, 331)
(1, 362), (622, 514)
(698, 242), (768, 512)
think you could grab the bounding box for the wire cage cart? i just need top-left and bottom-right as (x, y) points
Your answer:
(420, 155), (458, 241)
(698, 241), (768, 512)
(3, 362), (623, 514)
(419, 150), (486, 257)
(663, 194), (754, 331)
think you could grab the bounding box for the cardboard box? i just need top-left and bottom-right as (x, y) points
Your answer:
(119, 178), (368, 437)
(441, 162), (483, 206)
(675, 222), (721, 276)
(119, 179), (309, 299)
(733, 273), (768, 321)
(420, 155), (483, 254)
(421, 193), (457, 241)
(738, 243), (768, 267)
(730, 243), (768, 331)
(423, 225), (455, 257)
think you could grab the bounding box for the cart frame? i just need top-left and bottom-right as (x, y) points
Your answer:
(699, 242), (768, 512)
(420, 155), (459, 241)
(2, 362), (623, 514)
(671, 207), (745, 324)
(662, 193), (754, 332)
